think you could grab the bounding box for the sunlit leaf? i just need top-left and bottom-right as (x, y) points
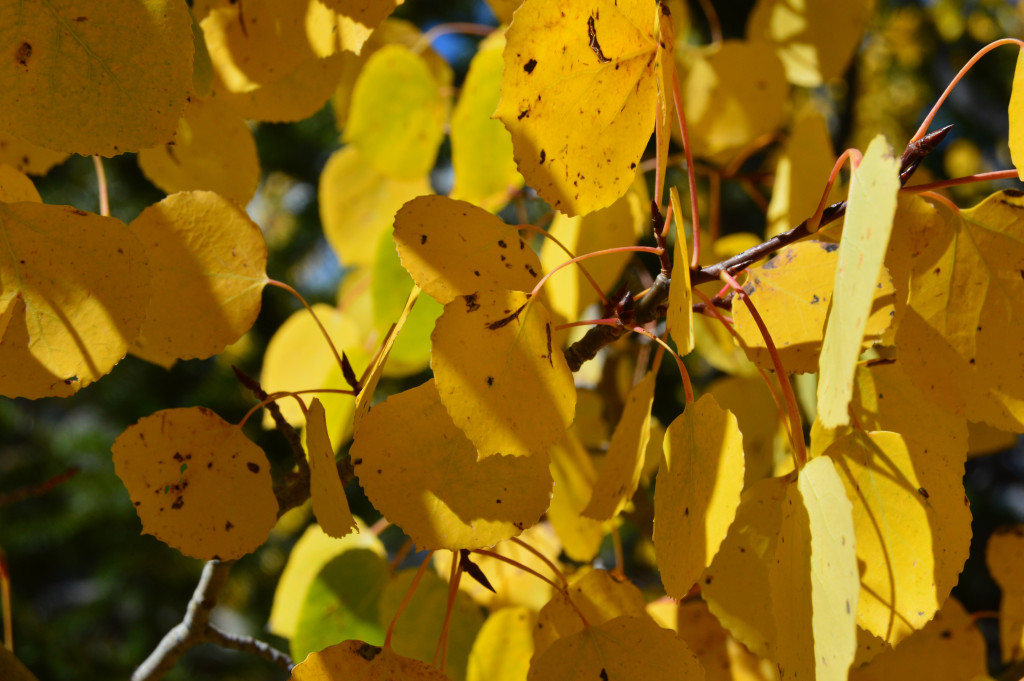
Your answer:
(495, 0), (660, 216)
(668, 186), (695, 355)
(0, 0), (192, 156)
(128, 191), (267, 367)
(583, 372), (656, 520)
(655, 394), (744, 598)
(822, 430), (970, 646)
(344, 44), (447, 180)
(770, 456), (858, 681)
(1010, 49), (1024, 181)
(432, 290), (575, 459)
(987, 526), (1024, 663)
(306, 398), (356, 539)
(468, 607), (536, 681)
(818, 135), (900, 427)
(394, 196), (541, 305)
(137, 98), (260, 206)
(111, 407), (278, 560)
(351, 380), (552, 550)
(289, 640), (448, 681)
(316, 0), (402, 55)
(0, 204), (149, 398)
(528, 615), (704, 681)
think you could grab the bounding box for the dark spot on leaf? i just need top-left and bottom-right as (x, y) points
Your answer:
(518, 108), (530, 120)
(630, 162), (636, 169)
(173, 452), (184, 462)
(546, 323), (553, 366)
(487, 376), (494, 386)
(940, 629), (952, 639)
(496, 498), (502, 504)
(811, 295), (820, 304)
(600, 669), (609, 681)
(587, 16), (611, 63)
(420, 234), (427, 245)
(488, 303), (527, 330)
(225, 521), (234, 531)
(705, 576), (712, 585)
(526, 264), (537, 277)
(524, 58), (537, 73)
(473, 270), (481, 276)
(846, 599), (851, 614)
(498, 240), (507, 248)
(684, 507), (689, 516)
(822, 243), (839, 252)
(918, 487), (930, 499)
(464, 293), (480, 312)
(352, 458), (363, 466)
(357, 643), (382, 661)
(247, 462), (260, 473)
(539, 149), (546, 164)
(70, 209), (87, 216)
(15, 42), (31, 67)
(171, 496), (184, 510)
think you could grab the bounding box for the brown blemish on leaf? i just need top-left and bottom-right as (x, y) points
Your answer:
(526, 264), (537, 277)
(464, 293), (481, 311)
(539, 149), (546, 164)
(546, 323), (553, 366)
(420, 234), (427, 245)
(246, 462), (260, 473)
(497, 239), (507, 248)
(518, 108), (530, 120)
(524, 58), (537, 73)
(357, 643), (382, 661)
(15, 42), (31, 67)
(486, 376), (494, 386)
(352, 457), (363, 465)
(600, 669), (609, 681)
(918, 487), (930, 499)
(171, 496), (184, 509)
(587, 16), (611, 63)
(487, 302), (528, 330)
(225, 521), (234, 531)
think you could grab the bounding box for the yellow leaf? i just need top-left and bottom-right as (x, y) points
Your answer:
(707, 376), (789, 489)
(289, 640), (448, 681)
(261, 304), (365, 446)
(394, 196), (542, 304)
(848, 598), (987, 681)
(111, 406), (278, 560)
(654, 394), (745, 598)
(316, 0), (402, 55)
(668, 186), (695, 354)
(321, 146), (431, 268)
(527, 616), (703, 681)
(268, 520), (383, 638)
(138, 98), (260, 206)
(548, 429), (609, 562)
(219, 53), (349, 123)
(770, 456), (859, 681)
(672, 599), (781, 681)
(468, 607), (536, 681)
(822, 430), (970, 646)
(306, 399), (357, 539)
(0, 0), (192, 156)
(485, 0), (520, 24)
(451, 31), (524, 209)
(533, 569), (647, 660)
(987, 527), (1024, 663)
(1011, 49), (1024, 181)
(128, 191), (268, 367)
(968, 420), (1019, 458)
(895, 189), (1024, 431)
(495, 0), (659, 216)
(0, 204), (149, 398)
(702, 475), (790, 659)
(818, 135), (900, 427)
(432, 290), (575, 459)
(350, 380), (552, 550)
(677, 41), (788, 163)
(583, 372), (656, 520)
(539, 179), (648, 322)
(747, 0), (874, 87)
(0, 165), (41, 203)
(0, 133), (67, 176)
(733, 241), (895, 375)
(766, 106), (839, 238)
(344, 44), (447, 180)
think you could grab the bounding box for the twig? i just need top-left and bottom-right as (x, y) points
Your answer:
(232, 366), (307, 476)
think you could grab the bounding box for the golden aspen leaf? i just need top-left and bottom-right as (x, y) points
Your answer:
(495, 0), (660, 216)
(0, 165), (40, 202)
(708, 376), (788, 489)
(822, 430), (970, 646)
(671, 599), (781, 681)
(111, 407), (278, 560)
(583, 371), (656, 520)
(767, 106), (839, 238)
(702, 475), (790, 659)
(351, 381), (552, 550)
(434, 525), (561, 612)
(268, 520), (384, 638)
(485, 0), (520, 23)
(848, 598), (987, 681)
(432, 290), (575, 459)
(988, 526), (1024, 663)
(654, 4), (676, 197)
(527, 615), (704, 681)
(1010, 50), (1024, 181)
(261, 304), (365, 446)
(896, 189), (1024, 431)
(533, 569), (647, 660)
(770, 456), (859, 681)
(315, 0), (402, 55)
(967, 420), (1019, 458)
(0, 204), (149, 398)
(818, 135), (900, 427)
(137, 98), (260, 206)
(539, 179), (647, 323)
(734, 241), (895, 375)
(747, 0), (874, 87)
(344, 44), (447, 180)
(451, 32), (523, 209)
(394, 196), (542, 304)
(0, 0), (192, 156)
(331, 18), (452, 131)
(128, 191), (267, 367)
(306, 399), (357, 539)
(291, 548), (390, 662)
(320, 146), (431, 268)
(0, 133), (67, 176)
(189, 6), (214, 97)
(654, 394), (745, 598)
(220, 53), (349, 123)
(677, 41), (787, 163)
(289, 640), (449, 681)
(468, 607), (536, 681)
(378, 567), (484, 681)
(549, 429), (608, 562)
(668, 186), (695, 354)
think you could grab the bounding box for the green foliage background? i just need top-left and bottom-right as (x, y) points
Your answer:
(1, 0), (1022, 679)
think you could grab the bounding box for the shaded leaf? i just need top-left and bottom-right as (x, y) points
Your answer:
(986, 526), (1024, 663)
(549, 429), (609, 562)
(0, 165), (40, 203)
(289, 639), (449, 681)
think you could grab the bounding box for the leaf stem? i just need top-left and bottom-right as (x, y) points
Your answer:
(917, 190), (960, 214)
(266, 279), (348, 380)
(433, 551), (462, 671)
(694, 0), (723, 46)
(517, 223), (608, 306)
(385, 551), (434, 649)
(509, 536), (568, 587)
(807, 148), (863, 233)
(412, 22), (496, 54)
(902, 169), (1020, 193)
(92, 156), (109, 217)
(529, 246), (664, 300)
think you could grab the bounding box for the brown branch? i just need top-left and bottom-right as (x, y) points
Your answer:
(232, 366), (308, 477)
(562, 126), (953, 371)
